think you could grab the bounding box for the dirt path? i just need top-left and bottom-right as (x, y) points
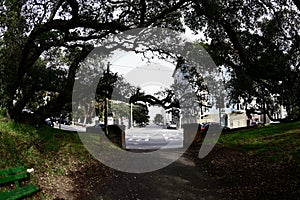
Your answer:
(78, 151), (225, 200)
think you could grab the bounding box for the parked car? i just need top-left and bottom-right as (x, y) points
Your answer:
(199, 122), (222, 135)
(45, 118), (54, 127)
(251, 121), (258, 126)
(59, 118), (71, 125)
(200, 123), (209, 135)
(139, 122), (146, 127)
(167, 123), (177, 129)
(270, 121), (280, 124)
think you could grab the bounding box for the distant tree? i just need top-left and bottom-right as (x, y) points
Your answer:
(154, 114), (164, 124)
(95, 65), (118, 101)
(133, 103), (149, 125)
(74, 58), (137, 124)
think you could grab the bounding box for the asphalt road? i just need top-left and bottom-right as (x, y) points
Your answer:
(125, 124), (184, 149)
(55, 123), (184, 150)
(54, 124), (86, 132)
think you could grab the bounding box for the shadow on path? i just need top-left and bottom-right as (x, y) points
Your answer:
(69, 143), (300, 200)
(77, 145), (225, 200)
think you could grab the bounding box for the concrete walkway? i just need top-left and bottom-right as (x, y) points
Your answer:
(78, 151), (225, 200)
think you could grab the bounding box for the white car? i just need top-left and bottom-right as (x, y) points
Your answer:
(167, 123), (177, 129)
(270, 121), (280, 124)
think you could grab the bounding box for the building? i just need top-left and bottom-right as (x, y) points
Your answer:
(171, 61), (288, 129)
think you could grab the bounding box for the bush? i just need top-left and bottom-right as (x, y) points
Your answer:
(0, 107), (6, 118)
(289, 106), (300, 120)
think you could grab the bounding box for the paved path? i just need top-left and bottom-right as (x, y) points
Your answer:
(79, 150), (225, 200)
(56, 123), (225, 199)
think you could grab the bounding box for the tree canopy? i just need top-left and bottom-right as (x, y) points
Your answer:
(0, 0), (185, 124)
(0, 0), (299, 124)
(184, 0), (300, 120)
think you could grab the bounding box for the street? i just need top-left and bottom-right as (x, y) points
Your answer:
(54, 123), (86, 132)
(125, 124), (183, 149)
(55, 123), (184, 150)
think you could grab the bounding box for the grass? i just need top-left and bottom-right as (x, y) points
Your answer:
(0, 114), (93, 199)
(0, 121), (89, 169)
(219, 121), (300, 163)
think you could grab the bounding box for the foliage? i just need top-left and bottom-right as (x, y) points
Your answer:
(133, 103), (149, 124)
(154, 114), (164, 124)
(111, 102), (130, 120)
(184, 0), (300, 120)
(73, 57), (137, 123)
(0, 0), (185, 124)
(0, 107), (6, 118)
(95, 66), (118, 101)
(130, 87), (180, 110)
(1, 0), (300, 124)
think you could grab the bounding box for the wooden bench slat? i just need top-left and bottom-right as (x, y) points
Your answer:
(0, 166), (39, 199)
(0, 167), (25, 176)
(0, 184), (39, 200)
(0, 172), (27, 185)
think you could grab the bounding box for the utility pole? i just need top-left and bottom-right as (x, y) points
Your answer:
(104, 97), (108, 135)
(263, 89), (267, 125)
(130, 103), (133, 128)
(179, 109), (182, 129)
(59, 114), (62, 129)
(104, 62), (110, 135)
(263, 99), (266, 125)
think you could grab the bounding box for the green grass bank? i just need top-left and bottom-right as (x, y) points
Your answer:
(0, 118), (93, 199)
(219, 121), (300, 163)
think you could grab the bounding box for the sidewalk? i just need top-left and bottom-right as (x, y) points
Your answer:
(77, 147), (225, 200)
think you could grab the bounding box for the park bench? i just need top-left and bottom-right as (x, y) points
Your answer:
(0, 166), (39, 200)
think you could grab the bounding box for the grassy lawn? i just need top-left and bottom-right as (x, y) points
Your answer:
(0, 121), (89, 169)
(0, 116), (93, 199)
(219, 121), (300, 163)
(0, 110), (124, 199)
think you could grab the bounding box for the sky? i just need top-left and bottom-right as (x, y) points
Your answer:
(110, 55), (174, 121)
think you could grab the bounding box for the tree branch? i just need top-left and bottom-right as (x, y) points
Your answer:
(141, 0), (187, 27)
(49, 0), (64, 21)
(292, 0), (300, 11)
(140, 0), (146, 25)
(34, 45), (93, 122)
(66, 0), (79, 20)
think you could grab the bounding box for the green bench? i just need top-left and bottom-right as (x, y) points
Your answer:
(0, 166), (39, 200)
